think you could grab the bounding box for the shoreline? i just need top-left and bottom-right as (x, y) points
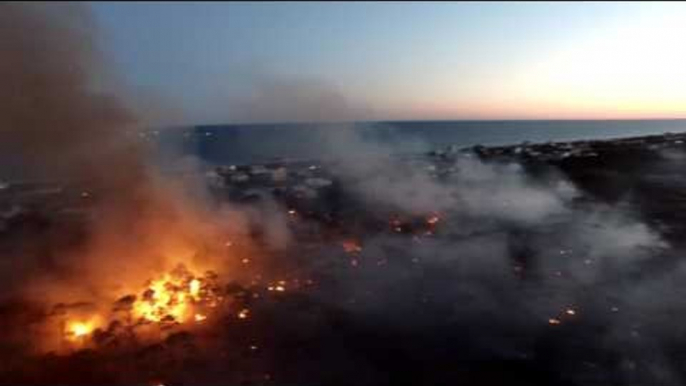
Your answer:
(432, 130), (686, 163)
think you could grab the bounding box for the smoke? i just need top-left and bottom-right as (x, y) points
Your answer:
(0, 3), (139, 184)
(0, 3), (290, 348)
(293, 123), (678, 384)
(225, 74), (375, 124)
(0, 1), (164, 294)
(0, 3), (682, 384)
(313, 124), (575, 221)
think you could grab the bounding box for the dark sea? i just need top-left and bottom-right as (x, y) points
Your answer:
(155, 119), (686, 166)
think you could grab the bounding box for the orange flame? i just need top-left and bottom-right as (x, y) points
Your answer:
(131, 265), (221, 324)
(65, 321), (95, 339)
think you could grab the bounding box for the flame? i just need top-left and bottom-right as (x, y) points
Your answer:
(133, 275), (189, 323)
(131, 265), (220, 324)
(49, 262), (229, 353)
(65, 319), (96, 341)
(189, 279), (201, 299)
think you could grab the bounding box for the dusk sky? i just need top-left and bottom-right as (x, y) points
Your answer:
(90, 2), (686, 124)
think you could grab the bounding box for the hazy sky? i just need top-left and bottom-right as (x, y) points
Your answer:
(90, 2), (686, 124)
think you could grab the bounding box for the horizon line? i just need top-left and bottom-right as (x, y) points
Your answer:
(181, 117), (686, 129)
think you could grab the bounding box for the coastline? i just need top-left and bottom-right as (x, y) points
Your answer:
(2, 129), (686, 384)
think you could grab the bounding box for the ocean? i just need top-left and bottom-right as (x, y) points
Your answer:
(155, 119), (686, 166)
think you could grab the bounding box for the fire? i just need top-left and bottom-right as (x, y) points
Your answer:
(237, 308), (250, 319)
(267, 281), (286, 292)
(131, 264), (221, 324)
(63, 317), (100, 343)
(342, 240), (362, 254)
(427, 214), (440, 225)
(189, 279), (201, 298)
(66, 321), (94, 339)
(133, 275), (189, 323)
(52, 263), (229, 351)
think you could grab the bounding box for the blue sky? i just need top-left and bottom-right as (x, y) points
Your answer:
(90, 2), (686, 124)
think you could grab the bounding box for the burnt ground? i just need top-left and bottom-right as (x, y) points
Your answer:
(3, 133), (686, 385)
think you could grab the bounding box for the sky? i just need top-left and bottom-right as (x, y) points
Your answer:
(89, 2), (686, 124)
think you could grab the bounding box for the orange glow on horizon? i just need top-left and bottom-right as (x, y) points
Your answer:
(378, 5), (686, 122)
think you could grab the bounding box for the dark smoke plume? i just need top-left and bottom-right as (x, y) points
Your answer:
(0, 3), (148, 191)
(0, 3), (237, 306)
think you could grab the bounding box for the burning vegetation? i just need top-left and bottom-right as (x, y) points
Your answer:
(47, 263), (238, 355)
(0, 1), (256, 360)
(4, 3), (686, 386)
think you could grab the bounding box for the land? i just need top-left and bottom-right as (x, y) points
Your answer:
(2, 131), (686, 385)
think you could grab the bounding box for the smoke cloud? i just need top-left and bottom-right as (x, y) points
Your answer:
(225, 75), (375, 124)
(291, 123), (676, 384)
(0, 2), (285, 329)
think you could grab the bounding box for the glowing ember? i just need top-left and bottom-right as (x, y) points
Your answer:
(565, 308), (576, 315)
(342, 240), (363, 254)
(268, 284), (286, 292)
(426, 215), (440, 225)
(194, 313), (207, 322)
(237, 308), (250, 319)
(548, 318), (561, 325)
